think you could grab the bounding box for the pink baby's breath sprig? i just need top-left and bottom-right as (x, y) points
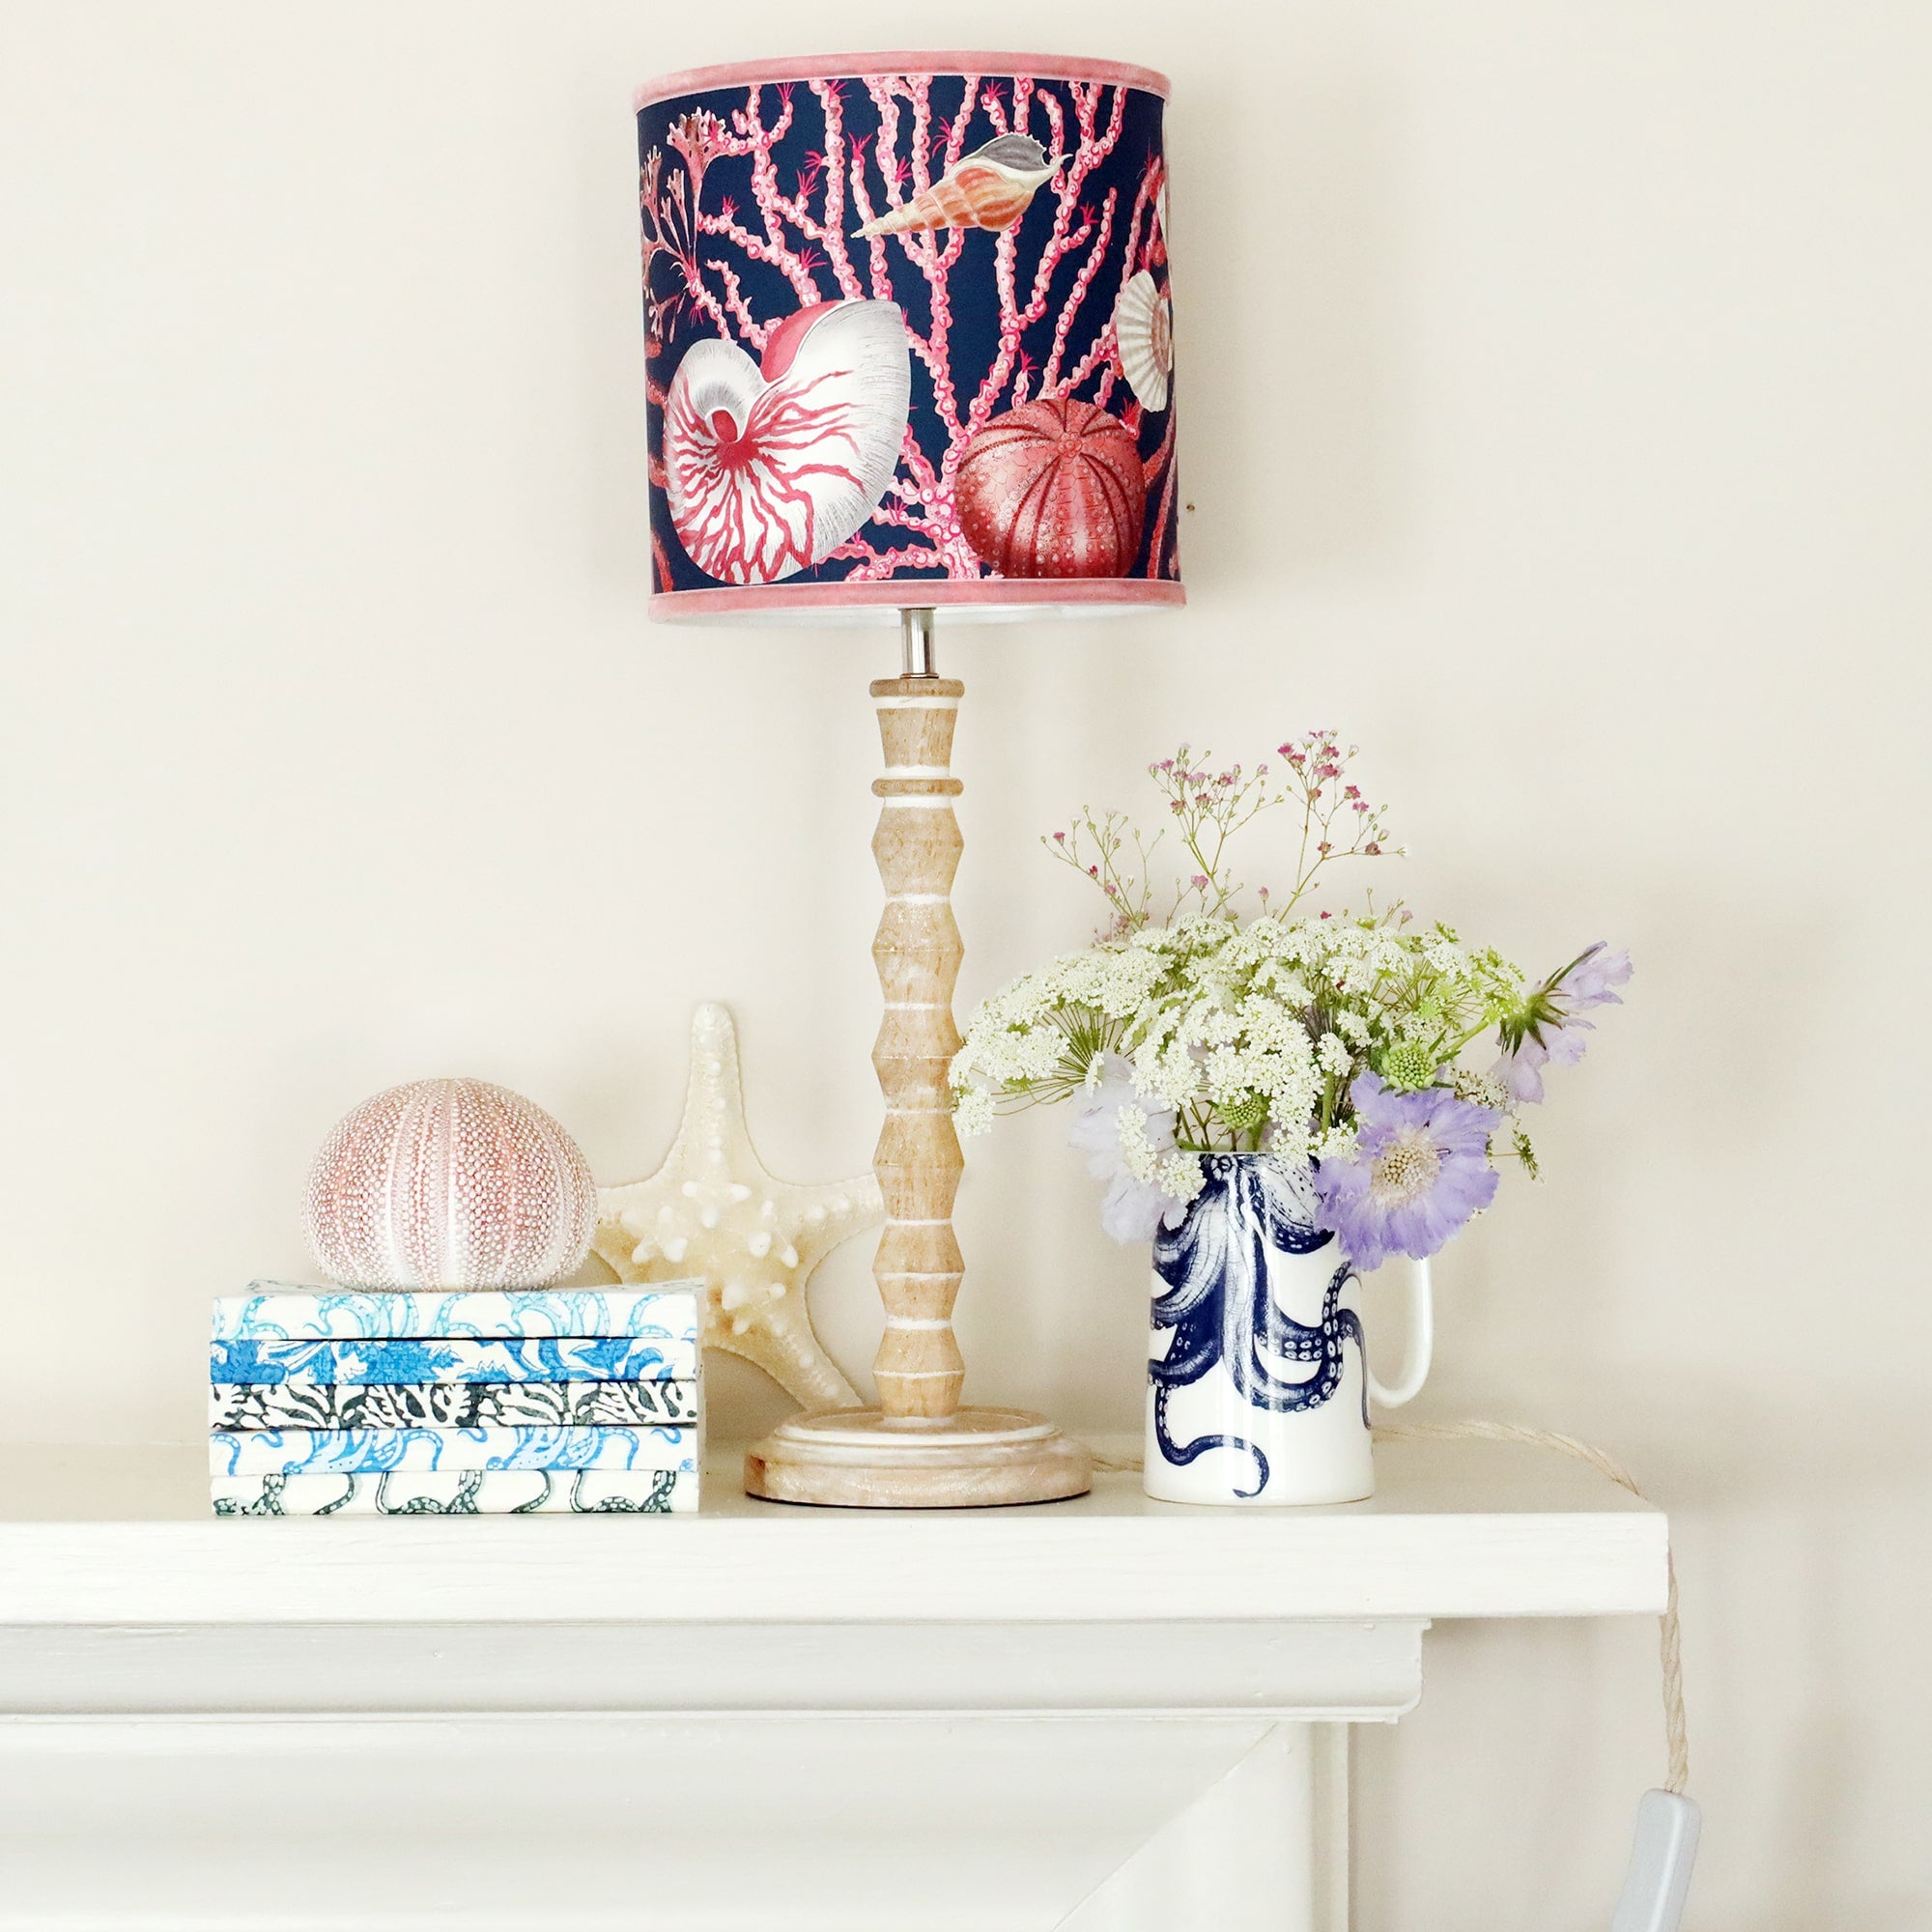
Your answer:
(1042, 807), (1164, 938)
(1050, 732), (1404, 931)
(1274, 730), (1401, 910)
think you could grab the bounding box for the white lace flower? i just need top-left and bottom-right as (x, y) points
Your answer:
(952, 1085), (996, 1137)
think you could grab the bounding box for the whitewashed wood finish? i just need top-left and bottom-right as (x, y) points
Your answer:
(745, 1401), (1094, 1507)
(867, 673), (969, 1419)
(0, 1437), (1666, 1626)
(743, 676), (1094, 1507)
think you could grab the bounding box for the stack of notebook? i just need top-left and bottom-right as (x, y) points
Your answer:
(208, 1283), (703, 1515)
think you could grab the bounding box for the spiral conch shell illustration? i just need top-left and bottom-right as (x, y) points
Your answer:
(664, 299), (912, 584)
(1113, 270), (1173, 412)
(854, 133), (1065, 239)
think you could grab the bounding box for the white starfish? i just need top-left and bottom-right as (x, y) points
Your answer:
(593, 1004), (877, 1411)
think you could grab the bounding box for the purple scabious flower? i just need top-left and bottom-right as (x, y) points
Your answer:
(1496, 941), (1633, 1104)
(1313, 1073), (1500, 1269)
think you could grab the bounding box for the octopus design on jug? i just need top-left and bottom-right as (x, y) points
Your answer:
(1149, 1153), (1367, 1499)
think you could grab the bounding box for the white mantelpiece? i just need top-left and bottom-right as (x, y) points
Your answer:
(0, 1437), (1666, 1931)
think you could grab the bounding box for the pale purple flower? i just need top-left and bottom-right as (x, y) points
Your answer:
(1564, 942), (1633, 1009)
(1498, 1026), (1586, 1105)
(1496, 942), (1634, 1104)
(1067, 1057), (1190, 1244)
(1313, 1073), (1500, 1268)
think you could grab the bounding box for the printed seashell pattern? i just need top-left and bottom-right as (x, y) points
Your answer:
(638, 61), (1181, 605)
(955, 399), (1147, 579)
(852, 134), (1063, 238)
(664, 299), (912, 585)
(301, 1079), (596, 1293)
(1114, 270), (1173, 412)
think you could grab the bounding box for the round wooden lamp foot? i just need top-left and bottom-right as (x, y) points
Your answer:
(745, 1407), (1094, 1509)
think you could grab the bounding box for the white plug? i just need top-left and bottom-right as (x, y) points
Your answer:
(1610, 1789), (1701, 1932)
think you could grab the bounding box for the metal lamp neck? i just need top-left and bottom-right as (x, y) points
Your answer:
(899, 608), (938, 678)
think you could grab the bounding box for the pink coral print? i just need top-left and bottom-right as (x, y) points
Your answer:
(664, 299), (911, 584)
(637, 68), (1179, 593)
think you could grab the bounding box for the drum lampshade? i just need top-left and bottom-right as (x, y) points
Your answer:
(635, 52), (1181, 624)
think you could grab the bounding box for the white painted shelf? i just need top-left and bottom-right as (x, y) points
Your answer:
(0, 1434), (1665, 1627)
(0, 1435), (1670, 1930)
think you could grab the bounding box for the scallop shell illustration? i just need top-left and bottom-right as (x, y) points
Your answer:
(1114, 270), (1173, 412)
(302, 1078), (596, 1292)
(664, 298), (911, 585)
(955, 398), (1146, 579)
(854, 134), (1064, 239)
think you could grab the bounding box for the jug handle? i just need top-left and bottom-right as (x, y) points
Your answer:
(1365, 1256), (1433, 1409)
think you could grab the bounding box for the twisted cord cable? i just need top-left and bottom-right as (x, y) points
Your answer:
(1100, 1420), (1690, 1794)
(1372, 1420), (1688, 1795)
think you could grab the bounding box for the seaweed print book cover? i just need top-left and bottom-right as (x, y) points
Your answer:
(636, 56), (1181, 616)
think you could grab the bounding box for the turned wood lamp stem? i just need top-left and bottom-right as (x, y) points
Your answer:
(870, 609), (967, 1421)
(741, 611), (1090, 1503)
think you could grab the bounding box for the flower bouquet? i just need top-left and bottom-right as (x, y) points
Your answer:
(950, 732), (1629, 1504)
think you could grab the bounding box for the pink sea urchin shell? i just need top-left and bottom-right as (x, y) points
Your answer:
(955, 398), (1146, 579)
(301, 1079), (596, 1291)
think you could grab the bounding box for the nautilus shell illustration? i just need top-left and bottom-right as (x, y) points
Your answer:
(664, 299), (912, 584)
(1114, 270), (1173, 412)
(854, 133), (1064, 239)
(955, 398), (1147, 579)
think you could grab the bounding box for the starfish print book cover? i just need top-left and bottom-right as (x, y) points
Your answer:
(636, 56), (1180, 611)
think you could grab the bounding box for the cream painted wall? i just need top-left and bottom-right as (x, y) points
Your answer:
(3, 3), (1927, 1925)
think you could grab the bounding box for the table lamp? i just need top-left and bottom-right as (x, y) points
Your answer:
(635, 52), (1181, 1506)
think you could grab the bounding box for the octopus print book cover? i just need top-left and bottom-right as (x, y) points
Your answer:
(637, 60), (1181, 617)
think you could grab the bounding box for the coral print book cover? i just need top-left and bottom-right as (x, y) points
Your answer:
(637, 57), (1179, 609)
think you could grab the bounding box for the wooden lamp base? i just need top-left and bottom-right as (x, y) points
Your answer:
(746, 1408), (1094, 1509)
(743, 612), (1093, 1509)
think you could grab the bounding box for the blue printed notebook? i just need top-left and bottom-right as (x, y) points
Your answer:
(209, 1424), (699, 1477)
(210, 1285), (703, 1384)
(212, 1285), (702, 1342)
(209, 1334), (698, 1385)
(207, 1283), (707, 1517)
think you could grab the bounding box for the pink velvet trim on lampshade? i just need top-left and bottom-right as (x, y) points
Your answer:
(301, 1078), (596, 1291)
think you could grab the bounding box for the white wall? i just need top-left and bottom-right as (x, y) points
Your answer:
(3, 3), (1927, 1925)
